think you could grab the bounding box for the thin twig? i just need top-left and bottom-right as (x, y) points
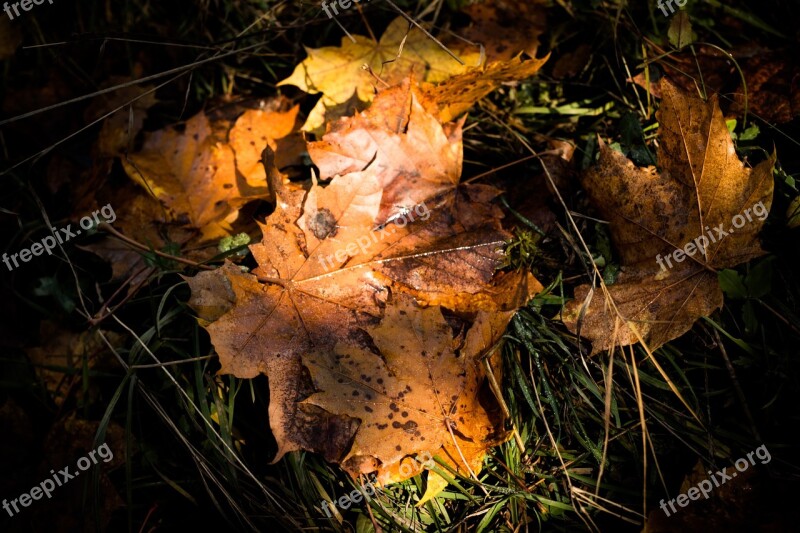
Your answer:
(98, 223), (216, 271)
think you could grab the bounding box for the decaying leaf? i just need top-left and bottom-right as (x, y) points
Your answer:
(27, 323), (123, 407)
(563, 79), (775, 354)
(85, 77), (158, 158)
(187, 81), (540, 497)
(80, 99), (303, 286)
(278, 17), (482, 132)
(36, 415), (127, 532)
(460, 0), (547, 62)
(121, 111), (261, 240)
(421, 54), (549, 122)
(120, 101), (302, 241)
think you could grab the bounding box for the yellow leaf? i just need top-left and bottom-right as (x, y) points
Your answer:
(278, 17), (481, 132)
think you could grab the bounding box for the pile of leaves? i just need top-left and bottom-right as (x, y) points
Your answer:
(2, 0), (800, 532)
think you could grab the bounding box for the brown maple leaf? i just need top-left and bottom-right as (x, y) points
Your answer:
(421, 55), (549, 122)
(120, 102), (302, 241)
(186, 80), (540, 498)
(563, 79), (775, 354)
(82, 99), (303, 287)
(460, 0), (547, 62)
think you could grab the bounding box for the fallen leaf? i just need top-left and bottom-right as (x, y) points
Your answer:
(563, 79), (775, 354)
(730, 50), (800, 124)
(228, 102), (304, 180)
(639, 43), (800, 124)
(644, 457), (795, 532)
(187, 81), (540, 495)
(121, 111), (257, 240)
(27, 323), (123, 407)
(552, 44), (592, 79)
(421, 55), (549, 122)
(278, 17), (482, 132)
(36, 415), (127, 533)
(460, 0), (547, 62)
(85, 77), (158, 158)
(120, 101), (304, 241)
(77, 181), (201, 286)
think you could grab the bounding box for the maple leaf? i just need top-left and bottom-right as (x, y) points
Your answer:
(460, 0), (547, 62)
(278, 17), (482, 132)
(82, 99), (302, 285)
(421, 55), (549, 122)
(187, 81), (540, 497)
(27, 323), (123, 407)
(119, 102), (302, 241)
(563, 79), (775, 354)
(84, 77), (158, 158)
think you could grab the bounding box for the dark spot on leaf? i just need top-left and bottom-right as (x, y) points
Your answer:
(309, 208), (338, 240)
(402, 421), (418, 432)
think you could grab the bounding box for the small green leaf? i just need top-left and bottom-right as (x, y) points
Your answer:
(719, 269), (747, 300)
(739, 123), (760, 141)
(668, 11), (695, 50)
(743, 301), (759, 335)
(744, 257), (774, 299)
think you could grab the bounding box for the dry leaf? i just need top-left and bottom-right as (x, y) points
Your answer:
(730, 50), (800, 124)
(84, 78), (158, 158)
(278, 17), (482, 132)
(563, 79), (775, 354)
(120, 102), (303, 241)
(229, 103), (304, 181)
(77, 181), (200, 285)
(187, 81), (540, 497)
(421, 54), (549, 122)
(80, 99), (302, 285)
(121, 111), (258, 240)
(460, 0), (547, 62)
(36, 415), (127, 533)
(27, 323), (123, 407)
